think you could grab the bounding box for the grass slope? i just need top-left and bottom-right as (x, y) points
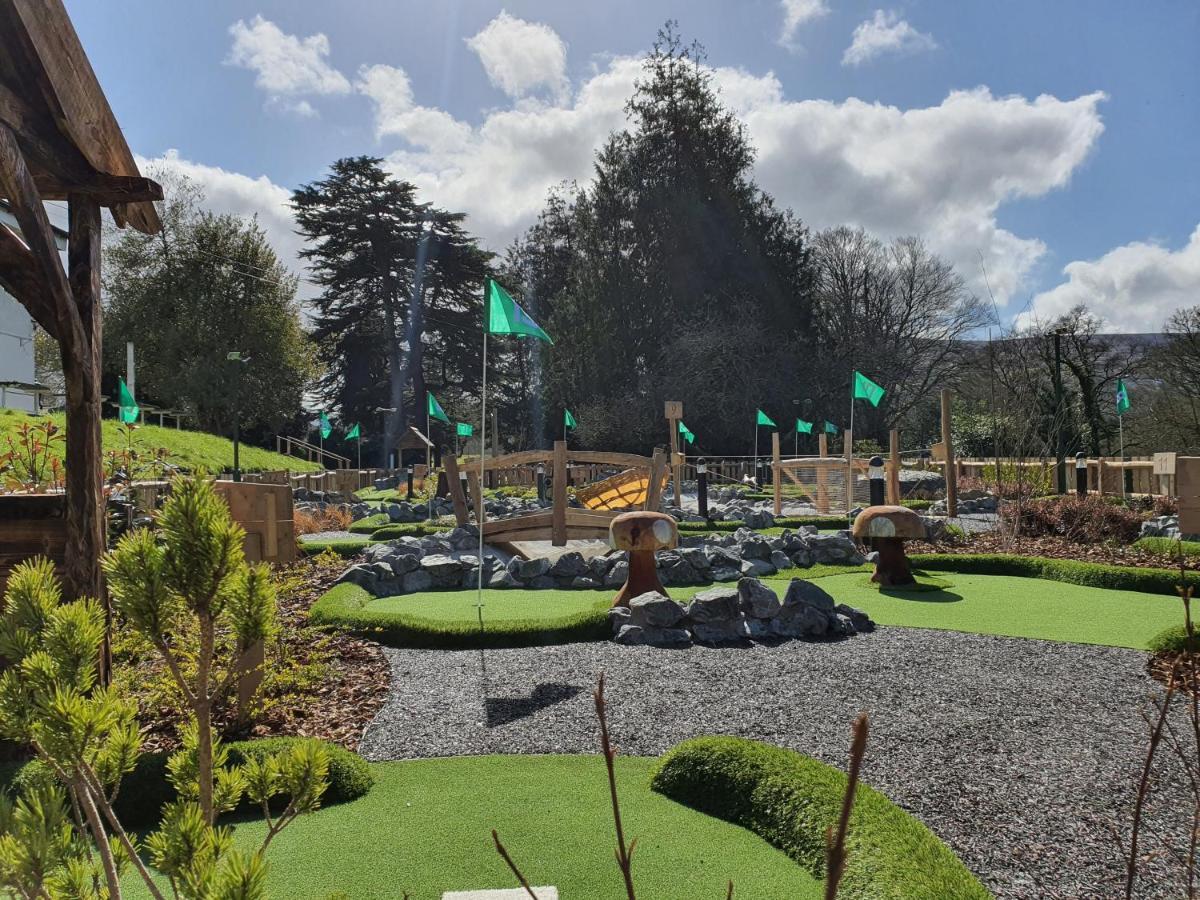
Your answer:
(122, 756), (821, 900)
(0, 409), (318, 473)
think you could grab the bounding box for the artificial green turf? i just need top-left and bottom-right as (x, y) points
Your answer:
(0, 409), (319, 473)
(807, 572), (1182, 649)
(347, 512), (390, 533)
(369, 589), (611, 622)
(121, 756), (821, 900)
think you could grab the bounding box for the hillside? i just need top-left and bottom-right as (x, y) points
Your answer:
(0, 410), (321, 475)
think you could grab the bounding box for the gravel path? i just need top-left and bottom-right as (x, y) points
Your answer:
(360, 629), (1193, 899)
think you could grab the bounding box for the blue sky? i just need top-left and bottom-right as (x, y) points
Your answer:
(67, 1), (1200, 330)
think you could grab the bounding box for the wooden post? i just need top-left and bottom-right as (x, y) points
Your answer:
(941, 388), (957, 517)
(466, 469), (484, 525)
(772, 432), (782, 516)
(645, 448), (667, 512)
(843, 429), (854, 515)
(816, 433), (830, 513)
(552, 441), (568, 545)
(443, 453), (470, 526)
(665, 401), (683, 508)
(887, 429), (901, 504)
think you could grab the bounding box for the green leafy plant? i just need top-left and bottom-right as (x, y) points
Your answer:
(0, 419), (64, 493)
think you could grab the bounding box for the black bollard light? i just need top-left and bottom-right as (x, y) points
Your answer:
(1075, 452), (1087, 498)
(536, 462), (547, 503)
(868, 455), (886, 506)
(697, 457), (709, 521)
(406, 464), (415, 500)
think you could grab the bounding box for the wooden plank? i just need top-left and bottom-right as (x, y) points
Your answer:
(645, 448), (667, 511)
(552, 440), (568, 546)
(264, 491), (278, 558)
(772, 432), (782, 517)
(479, 449), (554, 471)
(567, 451), (654, 469)
(941, 388), (957, 517)
(816, 433), (829, 513)
(466, 469), (484, 525)
(887, 429), (901, 505)
(481, 510), (554, 537)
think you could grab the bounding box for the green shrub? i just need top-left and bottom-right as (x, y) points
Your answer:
(299, 536), (370, 557)
(1001, 495), (1142, 544)
(1148, 624), (1199, 655)
(348, 512), (390, 534)
(901, 499), (933, 511)
(651, 737), (990, 899)
(309, 583), (609, 649)
(370, 523), (440, 540)
(911, 553), (1185, 595)
(2, 737), (371, 828)
(1133, 537), (1200, 558)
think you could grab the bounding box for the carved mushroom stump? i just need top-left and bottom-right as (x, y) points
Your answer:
(609, 510), (678, 608)
(851, 505), (926, 587)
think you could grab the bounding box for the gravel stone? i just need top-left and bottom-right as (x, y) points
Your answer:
(360, 630), (1191, 899)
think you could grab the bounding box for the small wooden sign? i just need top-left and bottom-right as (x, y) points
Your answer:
(664, 400), (683, 420)
(929, 441), (947, 463)
(1153, 452), (1177, 476)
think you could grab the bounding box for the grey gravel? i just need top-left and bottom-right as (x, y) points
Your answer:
(360, 628), (1193, 899)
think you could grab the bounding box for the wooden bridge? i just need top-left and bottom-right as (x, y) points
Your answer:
(446, 441), (668, 550)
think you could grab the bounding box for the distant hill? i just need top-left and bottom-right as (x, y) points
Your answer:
(0, 409), (320, 475)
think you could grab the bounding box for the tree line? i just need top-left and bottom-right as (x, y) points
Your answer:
(80, 24), (1191, 465)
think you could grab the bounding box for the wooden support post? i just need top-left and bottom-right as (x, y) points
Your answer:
(844, 429), (854, 515)
(552, 440), (568, 546)
(466, 469), (484, 525)
(443, 453), (470, 526)
(772, 432), (782, 517)
(645, 448), (667, 512)
(816, 433), (830, 513)
(665, 401), (683, 508)
(887, 429), (901, 505)
(941, 388), (957, 518)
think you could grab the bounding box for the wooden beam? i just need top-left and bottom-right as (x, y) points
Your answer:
(442, 453), (470, 526)
(887, 429), (901, 505)
(645, 448), (667, 511)
(816, 433), (829, 513)
(772, 432), (782, 517)
(567, 450), (654, 469)
(552, 440), (568, 546)
(0, 222), (58, 336)
(941, 388), (957, 518)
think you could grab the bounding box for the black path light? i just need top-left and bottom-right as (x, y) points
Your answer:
(1076, 451), (1088, 498)
(868, 455), (886, 506)
(696, 457), (709, 521)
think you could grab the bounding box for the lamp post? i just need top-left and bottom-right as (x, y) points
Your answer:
(696, 457), (709, 521)
(374, 406), (397, 472)
(226, 351), (251, 482)
(868, 455), (886, 506)
(536, 462), (547, 504)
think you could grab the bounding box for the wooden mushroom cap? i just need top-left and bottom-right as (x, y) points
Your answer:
(609, 510), (679, 552)
(851, 505), (926, 541)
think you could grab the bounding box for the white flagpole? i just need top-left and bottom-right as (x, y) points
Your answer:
(476, 330), (488, 632)
(849, 372), (856, 525)
(753, 420), (759, 488)
(1119, 413), (1126, 501)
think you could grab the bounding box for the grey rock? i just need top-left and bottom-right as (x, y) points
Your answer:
(529, 576), (557, 590)
(335, 564), (377, 590)
(832, 613), (858, 636)
(628, 591), (686, 628)
(738, 578), (782, 619)
(516, 557), (553, 581)
(692, 618), (748, 644)
(608, 606), (632, 631)
(571, 576), (601, 589)
(740, 558), (777, 578)
(686, 586), (741, 623)
(783, 578), (837, 613)
(739, 537), (773, 561)
(679, 546), (711, 570)
(710, 567), (740, 583)
(604, 560), (629, 588)
(770, 603), (829, 638)
(549, 552), (588, 579)
(401, 570), (433, 593)
(789, 549), (813, 568)
(614, 624), (691, 647)
(770, 549), (793, 571)
(420, 555), (463, 577)
(705, 546), (742, 568)
(836, 603), (875, 633)
(588, 555), (614, 580)
(742, 509), (775, 530)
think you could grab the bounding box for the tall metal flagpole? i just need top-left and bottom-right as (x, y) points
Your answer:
(848, 372), (856, 527)
(753, 419), (758, 487)
(476, 330), (488, 636)
(1119, 413), (1126, 501)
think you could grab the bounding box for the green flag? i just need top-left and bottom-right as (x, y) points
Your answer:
(756, 409), (776, 427)
(456, 422), (474, 437)
(796, 418), (813, 434)
(564, 408), (577, 429)
(682, 428), (695, 445)
(1116, 378), (1131, 415)
(427, 392), (451, 425)
(117, 377), (139, 425)
(853, 370), (885, 407)
(824, 421), (838, 435)
(318, 411), (332, 440)
(346, 423), (361, 441)
(678, 420), (689, 434)
(486, 279), (553, 343)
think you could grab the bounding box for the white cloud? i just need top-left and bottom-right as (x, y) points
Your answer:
(1023, 225), (1200, 331)
(465, 11), (569, 102)
(357, 64), (474, 153)
(843, 10), (937, 66)
(226, 15), (350, 113)
(779, 0), (830, 47)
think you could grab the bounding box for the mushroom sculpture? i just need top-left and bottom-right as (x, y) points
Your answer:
(609, 510), (678, 608)
(851, 505), (926, 587)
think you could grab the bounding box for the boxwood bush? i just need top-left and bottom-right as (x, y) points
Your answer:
(1133, 536), (1200, 558)
(651, 736), (990, 899)
(911, 553), (1186, 595)
(2, 737), (372, 828)
(1148, 623), (1198, 655)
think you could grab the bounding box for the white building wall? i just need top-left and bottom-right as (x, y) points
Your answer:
(0, 289), (36, 412)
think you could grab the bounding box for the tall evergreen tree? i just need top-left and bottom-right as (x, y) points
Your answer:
(292, 158), (491, 462)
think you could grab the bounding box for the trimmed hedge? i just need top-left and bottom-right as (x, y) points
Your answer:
(1, 737), (372, 828)
(651, 736), (990, 899)
(309, 583), (610, 649)
(298, 536), (370, 557)
(1148, 623), (1198, 655)
(911, 553), (1187, 596)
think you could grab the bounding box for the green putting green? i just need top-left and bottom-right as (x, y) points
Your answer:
(800, 572), (1182, 649)
(369, 589), (610, 621)
(122, 756), (821, 899)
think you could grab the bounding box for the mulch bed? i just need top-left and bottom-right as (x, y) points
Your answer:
(907, 530), (1200, 573)
(133, 553), (390, 754)
(1148, 652), (1200, 697)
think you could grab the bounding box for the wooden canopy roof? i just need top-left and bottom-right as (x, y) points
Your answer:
(0, 0), (161, 233)
(398, 426), (435, 451)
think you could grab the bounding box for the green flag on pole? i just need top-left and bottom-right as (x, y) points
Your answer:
(486, 279), (553, 343)
(564, 409), (577, 429)
(756, 409), (776, 427)
(427, 392), (451, 425)
(678, 420), (689, 434)
(456, 422), (474, 437)
(345, 423), (360, 440)
(682, 428), (695, 445)
(318, 411), (332, 440)
(853, 370), (885, 407)
(117, 377), (139, 424)
(796, 419), (813, 434)
(1116, 378), (1131, 415)
(824, 421), (838, 434)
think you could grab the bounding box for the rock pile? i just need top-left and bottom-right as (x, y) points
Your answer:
(928, 493), (999, 515)
(1141, 515), (1200, 541)
(335, 525), (866, 598)
(375, 495), (548, 524)
(293, 489), (371, 522)
(609, 578), (875, 647)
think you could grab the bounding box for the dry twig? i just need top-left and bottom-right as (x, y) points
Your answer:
(595, 672), (638, 900)
(825, 712), (870, 900)
(492, 829), (539, 900)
